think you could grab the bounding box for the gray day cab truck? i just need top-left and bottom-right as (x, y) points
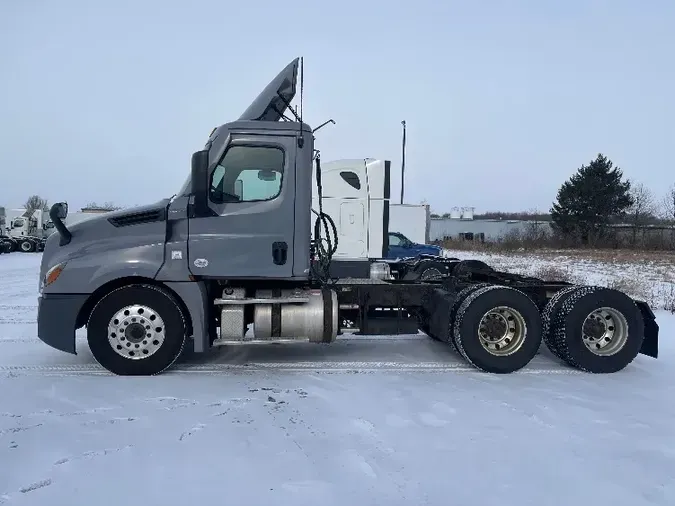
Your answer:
(37, 58), (659, 376)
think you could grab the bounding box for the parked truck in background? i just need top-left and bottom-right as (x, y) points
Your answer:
(0, 207), (9, 254)
(36, 57), (659, 376)
(315, 158), (456, 280)
(1, 208), (108, 254)
(1, 208), (54, 253)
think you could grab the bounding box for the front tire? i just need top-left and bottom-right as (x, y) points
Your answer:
(453, 285), (543, 373)
(87, 284), (187, 375)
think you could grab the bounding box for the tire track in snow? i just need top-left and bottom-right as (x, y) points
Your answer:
(80, 416), (137, 427)
(0, 423), (43, 436)
(179, 423), (205, 441)
(1, 478), (54, 502)
(54, 445), (133, 465)
(0, 337), (86, 344)
(0, 361), (585, 376)
(19, 479), (52, 494)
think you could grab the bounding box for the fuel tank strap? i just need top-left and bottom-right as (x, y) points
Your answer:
(271, 288), (282, 338)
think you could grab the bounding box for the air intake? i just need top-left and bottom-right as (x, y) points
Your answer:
(108, 209), (165, 228)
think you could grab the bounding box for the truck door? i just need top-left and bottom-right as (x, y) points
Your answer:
(187, 132), (298, 279)
(338, 200), (367, 258)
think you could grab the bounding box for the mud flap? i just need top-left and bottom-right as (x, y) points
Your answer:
(635, 300), (659, 358)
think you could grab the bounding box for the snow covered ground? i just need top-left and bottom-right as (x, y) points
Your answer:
(1, 253), (674, 505)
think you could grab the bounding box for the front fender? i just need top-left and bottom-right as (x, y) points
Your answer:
(44, 242), (165, 295)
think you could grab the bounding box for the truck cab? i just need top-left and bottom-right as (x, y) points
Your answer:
(38, 57), (322, 373)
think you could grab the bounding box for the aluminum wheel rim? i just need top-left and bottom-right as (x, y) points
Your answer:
(582, 307), (628, 356)
(21, 242), (32, 252)
(477, 306), (527, 356)
(107, 305), (166, 360)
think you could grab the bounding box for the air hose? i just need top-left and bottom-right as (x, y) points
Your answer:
(311, 153), (338, 284)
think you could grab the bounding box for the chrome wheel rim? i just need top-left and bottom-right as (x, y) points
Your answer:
(582, 307), (628, 356)
(107, 305), (166, 360)
(478, 306), (527, 356)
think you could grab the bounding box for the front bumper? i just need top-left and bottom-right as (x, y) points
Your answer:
(37, 293), (89, 354)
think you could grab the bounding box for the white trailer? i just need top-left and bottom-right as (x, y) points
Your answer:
(311, 158), (432, 260)
(389, 203), (430, 244)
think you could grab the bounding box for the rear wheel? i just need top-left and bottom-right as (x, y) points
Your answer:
(446, 283), (492, 351)
(87, 284), (187, 375)
(453, 285), (543, 373)
(19, 239), (35, 252)
(548, 286), (644, 373)
(541, 285), (580, 359)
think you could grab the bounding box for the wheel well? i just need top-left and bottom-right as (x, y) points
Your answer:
(76, 277), (194, 336)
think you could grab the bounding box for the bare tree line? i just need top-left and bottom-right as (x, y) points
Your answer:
(20, 195), (123, 216)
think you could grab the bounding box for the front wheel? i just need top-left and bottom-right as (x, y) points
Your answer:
(87, 284), (188, 375)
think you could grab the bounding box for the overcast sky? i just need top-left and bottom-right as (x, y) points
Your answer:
(1, 0), (673, 215)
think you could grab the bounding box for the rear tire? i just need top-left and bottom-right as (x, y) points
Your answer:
(541, 285), (580, 360)
(548, 286), (644, 373)
(446, 283), (493, 351)
(87, 284), (187, 375)
(453, 285), (543, 373)
(420, 322), (441, 341)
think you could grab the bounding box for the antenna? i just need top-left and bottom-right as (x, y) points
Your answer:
(299, 56), (304, 123)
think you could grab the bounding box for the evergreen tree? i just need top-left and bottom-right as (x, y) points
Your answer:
(550, 153), (633, 244)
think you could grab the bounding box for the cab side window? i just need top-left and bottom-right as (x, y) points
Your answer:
(210, 145), (285, 204)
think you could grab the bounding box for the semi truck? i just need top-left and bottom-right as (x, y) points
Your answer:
(1, 208), (53, 253)
(37, 57), (659, 376)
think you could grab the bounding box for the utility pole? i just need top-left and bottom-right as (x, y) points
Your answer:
(400, 120), (406, 204)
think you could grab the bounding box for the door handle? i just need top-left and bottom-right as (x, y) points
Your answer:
(272, 241), (288, 265)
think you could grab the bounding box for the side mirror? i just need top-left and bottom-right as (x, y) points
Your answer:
(50, 202), (68, 221)
(49, 202), (72, 246)
(191, 149), (210, 216)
